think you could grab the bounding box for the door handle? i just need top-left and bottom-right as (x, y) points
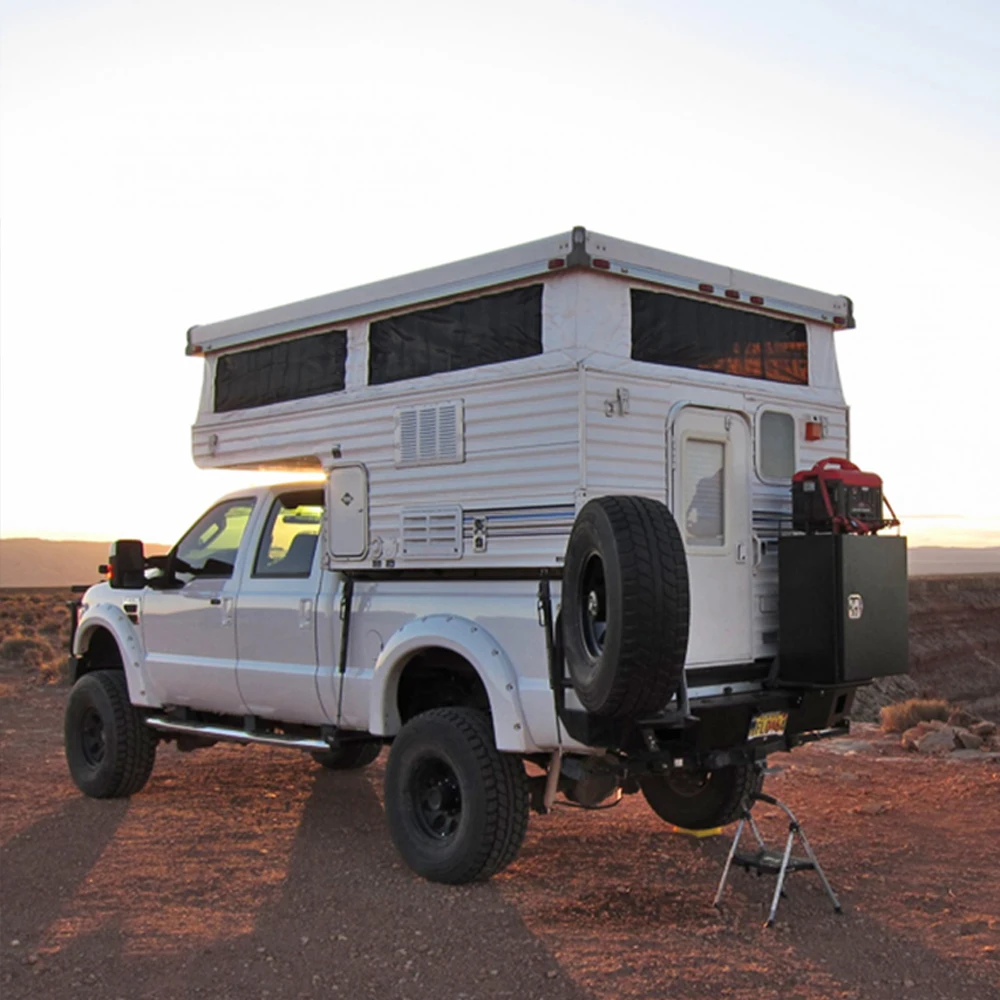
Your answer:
(210, 597), (222, 605)
(299, 598), (314, 629)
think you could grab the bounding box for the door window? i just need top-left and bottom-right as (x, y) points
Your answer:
(682, 439), (725, 547)
(174, 499), (256, 578)
(254, 490), (325, 578)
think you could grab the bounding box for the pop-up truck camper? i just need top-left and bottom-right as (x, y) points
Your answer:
(64, 228), (908, 884)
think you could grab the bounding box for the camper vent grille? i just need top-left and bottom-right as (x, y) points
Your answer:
(400, 506), (463, 559)
(394, 400), (464, 466)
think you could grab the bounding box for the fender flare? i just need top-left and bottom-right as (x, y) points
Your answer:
(369, 615), (534, 752)
(73, 603), (160, 708)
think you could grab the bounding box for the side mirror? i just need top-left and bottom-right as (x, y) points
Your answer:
(107, 539), (145, 589)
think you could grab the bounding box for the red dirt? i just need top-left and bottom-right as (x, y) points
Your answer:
(2, 676), (999, 1000)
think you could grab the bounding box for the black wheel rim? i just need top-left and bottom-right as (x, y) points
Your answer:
(80, 707), (107, 766)
(581, 553), (607, 656)
(665, 770), (712, 798)
(410, 757), (462, 841)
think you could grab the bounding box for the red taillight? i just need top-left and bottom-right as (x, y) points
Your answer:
(547, 258), (565, 269)
(725, 289), (740, 300)
(805, 420), (824, 441)
(750, 295), (764, 306)
(698, 283), (714, 293)
(592, 258), (610, 270)
(833, 316), (846, 327)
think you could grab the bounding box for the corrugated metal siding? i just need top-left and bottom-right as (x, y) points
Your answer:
(194, 362), (582, 569)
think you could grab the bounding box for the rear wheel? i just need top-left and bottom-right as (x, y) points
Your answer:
(64, 670), (157, 798)
(312, 742), (381, 770)
(385, 707), (528, 884)
(640, 761), (761, 830)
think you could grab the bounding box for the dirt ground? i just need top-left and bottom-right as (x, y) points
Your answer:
(2, 673), (999, 1000)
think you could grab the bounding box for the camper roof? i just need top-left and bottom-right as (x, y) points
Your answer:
(186, 227), (854, 356)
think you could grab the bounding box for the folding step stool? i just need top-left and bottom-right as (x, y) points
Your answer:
(713, 790), (842, 927)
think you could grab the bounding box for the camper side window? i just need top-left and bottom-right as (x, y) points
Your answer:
(214, 330), (347, 412)
(758, 410), (796, 480)
(630, 289), (808, 385)
(368, 285), (543, 385)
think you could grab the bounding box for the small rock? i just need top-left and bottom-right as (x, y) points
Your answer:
(904, 978), (916, 988)
(10, 940), (19, 947)
(856, 802), (891, 816)
(546, 970), (559, 979)
(947, 709), (978, 729)
(971, 721), (997, 738)
(916, 727), (959, 755)
(954, 729), (983, 751)
(25, 954), (39, 966)
(901, 722), (937, 750)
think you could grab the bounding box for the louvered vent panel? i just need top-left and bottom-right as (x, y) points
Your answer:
(394, 400), (464, 466)
(400, 506), (463, 559)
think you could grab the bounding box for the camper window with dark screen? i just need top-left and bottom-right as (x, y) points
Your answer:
(214, 330), (347, 412)
(630, 289), (808, 385)
(368, 284), (543, 385)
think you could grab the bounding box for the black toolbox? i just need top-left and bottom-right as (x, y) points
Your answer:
(778, 534), (908, 684)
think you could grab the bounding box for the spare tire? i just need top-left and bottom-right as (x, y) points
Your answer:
(562, 495), (689, 720)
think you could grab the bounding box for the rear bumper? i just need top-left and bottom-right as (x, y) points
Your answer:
(628, 681), (857, 772)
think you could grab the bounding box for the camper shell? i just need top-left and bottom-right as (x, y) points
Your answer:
(189, 227), (853, 671)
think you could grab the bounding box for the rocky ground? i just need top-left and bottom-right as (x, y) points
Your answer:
(2, 580), (999, 999)
(2, 674), (999, 1000)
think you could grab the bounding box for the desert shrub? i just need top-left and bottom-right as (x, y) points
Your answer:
(880, 698), (950, 733)
(0, 636), (56, 669)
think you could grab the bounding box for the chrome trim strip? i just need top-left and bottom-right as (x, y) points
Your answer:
(146, 717), (329, 751)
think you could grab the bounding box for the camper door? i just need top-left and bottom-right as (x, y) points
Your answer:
(670, 407), (753, 667)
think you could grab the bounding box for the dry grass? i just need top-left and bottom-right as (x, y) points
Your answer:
(0, 589), (74, 685)
(880, 698), (951, 733)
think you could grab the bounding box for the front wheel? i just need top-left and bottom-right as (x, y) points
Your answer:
(640, 761), (761, 830)
(64, 670), (157, 798)
(384, 708), (529, 884)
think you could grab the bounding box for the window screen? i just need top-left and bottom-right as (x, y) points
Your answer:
(254, 490), (324, 578)
(214, 330), (347, 412)
(759, 411), (796, 479)
(631, 289), (808, 384)
(683, 440), (725, 547)
(369, 285), (543, 385)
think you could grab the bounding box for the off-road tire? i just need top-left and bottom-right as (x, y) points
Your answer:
(562, 495), (690, 720)
(312, 742), (381, 770)
(385, 707), (529, 884)
(641, 761), (762, 830)
(64, 670), (157, 798)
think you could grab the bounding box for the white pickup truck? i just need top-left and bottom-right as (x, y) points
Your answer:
(64, 229), (909, 884)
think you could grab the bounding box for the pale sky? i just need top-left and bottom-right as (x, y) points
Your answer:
(1, 0), (998, 547)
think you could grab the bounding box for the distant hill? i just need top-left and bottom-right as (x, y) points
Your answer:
(908, 546), (1000, 577)
(0, 539), (170, 588)
(1, 538), (997, 588)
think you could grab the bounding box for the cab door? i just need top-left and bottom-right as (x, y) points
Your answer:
(670, 407), (753, 667)
(140, 497), (256, 713)
(235, 489), (328, 725)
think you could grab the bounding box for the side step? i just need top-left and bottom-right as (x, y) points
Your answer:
(146, 717), (329, 752)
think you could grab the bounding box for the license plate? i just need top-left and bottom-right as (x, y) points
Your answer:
(748, 711), (788, 740)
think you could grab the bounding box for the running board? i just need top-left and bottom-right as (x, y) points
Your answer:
(145, 717), (329, 751)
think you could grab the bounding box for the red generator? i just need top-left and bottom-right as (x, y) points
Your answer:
(792, 458), (896, 535)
